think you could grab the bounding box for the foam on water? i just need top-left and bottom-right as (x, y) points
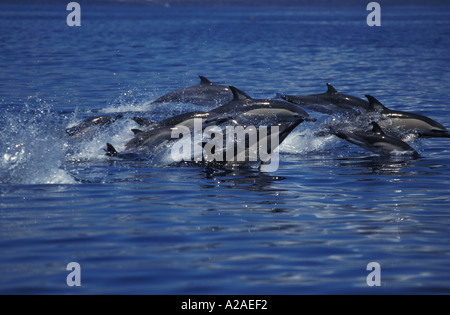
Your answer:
(0, 90), (201, 185)
(280, 128), (337, 155)
(0, 101), (75, 185)
(97, 87), (197, 118)
(66, 116), (139, 161)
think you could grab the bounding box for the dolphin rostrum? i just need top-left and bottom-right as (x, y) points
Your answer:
(152, 76), (233, 107)
(333, 121), (419, 157)
(365, 95), (450, 138)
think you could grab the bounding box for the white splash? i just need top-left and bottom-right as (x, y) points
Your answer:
(0, 103), (75, 185)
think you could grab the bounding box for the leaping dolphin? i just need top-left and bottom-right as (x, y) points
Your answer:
(201, 118), (305, 170)
(211, 86), (316, 125)
(280, 83), (379, 115)
(66, 114), (125, 138)
(333, 122), (419, 157)
(124, 113), (232, 156)
(365, 95), (450, 138)
(66, 114), (158, 139)
(152, 76), (233, 107)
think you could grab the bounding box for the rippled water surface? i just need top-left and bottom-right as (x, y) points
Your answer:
(1, 4), (450, 294)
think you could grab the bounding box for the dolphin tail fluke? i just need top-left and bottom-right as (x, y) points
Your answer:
(430, 130), (450, 138)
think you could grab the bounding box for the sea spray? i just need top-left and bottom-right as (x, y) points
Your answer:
(0, 100), (75, 184)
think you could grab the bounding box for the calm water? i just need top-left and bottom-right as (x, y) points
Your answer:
(1, 4), (450, 294)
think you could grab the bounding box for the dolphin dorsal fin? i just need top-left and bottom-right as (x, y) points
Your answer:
(105, 143), (118, 157)
(229, 86), (253, 101)
(365, 95), (388, 111)
(199, 76), (212, 85)
(326, 83), (338, 94)
(371, 122), (385, 135)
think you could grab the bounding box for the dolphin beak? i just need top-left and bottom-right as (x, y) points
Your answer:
(421, 130), (450, 138)
(438, 132), (450, 138)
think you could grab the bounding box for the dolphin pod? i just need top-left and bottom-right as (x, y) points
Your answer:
(118, 85), (313, 167)
(66, 76), (450, 167)
(280, 83), (450, 139)
(279, 83), (449, 156)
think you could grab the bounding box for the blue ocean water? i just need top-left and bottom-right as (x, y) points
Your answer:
(1, 3), (450, 294)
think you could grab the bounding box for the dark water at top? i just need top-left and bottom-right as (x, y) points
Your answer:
(0, 4), (450, 294)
